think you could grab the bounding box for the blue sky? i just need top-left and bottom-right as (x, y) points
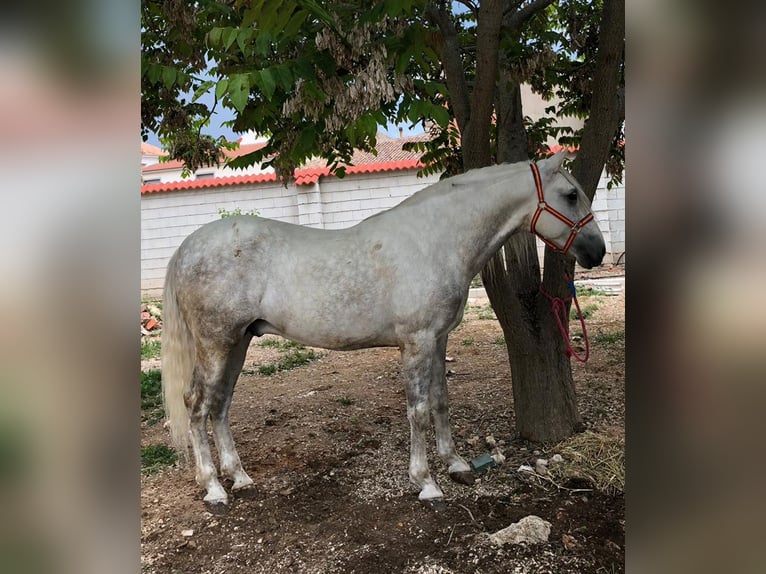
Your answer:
(144, 88), (425, 148)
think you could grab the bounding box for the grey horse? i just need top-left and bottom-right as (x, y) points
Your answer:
(161, 151), (605, 506)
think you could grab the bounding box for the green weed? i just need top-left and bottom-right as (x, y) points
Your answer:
(141, 444), (177, 474)
(337, 397), (355, 406)
(141, 369), (164, 424)
(493, 336), (505, 345)
(218, 207), (259, 218)
(571, 303), (599, 321)
(258, 349), (319, 376)
(461, 338), (474, 346)
(258, 338), (306, 351)
(141, 338), (161, 360)
(476, 305), (496, 320)
(594, 330), (625, 345)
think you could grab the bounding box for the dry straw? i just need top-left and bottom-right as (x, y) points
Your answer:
(548, 430), (625, 495)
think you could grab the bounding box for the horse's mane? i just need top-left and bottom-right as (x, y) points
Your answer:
(395, 161), (531, 208)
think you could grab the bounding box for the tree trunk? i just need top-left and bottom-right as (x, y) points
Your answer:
(485, 0), (625, 443)
(482, 79), (582, 443)
(483, 238), (582, 442)
(434, 0), (624, 443)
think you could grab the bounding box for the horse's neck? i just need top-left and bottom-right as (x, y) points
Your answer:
(397, 165), (534, 278)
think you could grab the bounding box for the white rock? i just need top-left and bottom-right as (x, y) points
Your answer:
(491, 451), (505, 465)
(181, 529), (194, 537)
(517, 464), (535, 474)
(551, 454), (564, 464)
(485, 435), (496, 448)
(489, 515), (552, 546)
(535, 458), (549, 475)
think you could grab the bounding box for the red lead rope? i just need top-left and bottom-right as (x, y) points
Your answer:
(539, 275), (590, 363)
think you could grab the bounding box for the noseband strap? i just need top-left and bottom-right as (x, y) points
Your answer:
(529, 163), (593, 254)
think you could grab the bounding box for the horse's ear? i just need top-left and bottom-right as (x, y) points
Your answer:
(545, 149), (568, 171)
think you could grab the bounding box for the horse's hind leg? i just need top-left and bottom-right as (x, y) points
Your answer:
(209, 335), (254, 492)
(430, 336), (473, 485)
(186, 344), (230, 505)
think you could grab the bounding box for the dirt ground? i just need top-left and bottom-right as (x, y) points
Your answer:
(141, 285), (625, 574)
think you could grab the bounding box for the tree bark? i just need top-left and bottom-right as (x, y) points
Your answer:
(570, 0), (625, 196)
(461, 0), (504, 170)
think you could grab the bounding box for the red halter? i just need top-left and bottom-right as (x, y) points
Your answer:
(529, 163), (594, 254)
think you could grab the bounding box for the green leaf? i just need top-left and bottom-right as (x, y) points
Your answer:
(147, 63), (161, 85)
(236, 28), (253, 54)
(161, 66), (177, 90)
(272, 65), (293, 90)
(430, 104), (450, 129)
(228, 73), (250, 112)
(192, 80), (214, 103)
(254, 69), (277, 100)
(259, 1), (281, 31)
(283, 10), (308, 38)
(255, 32), (272, 56)
(294, 126), (316, 157)
(274, 2), (297, 34)
(223, 27), (238, 51)
(208, 27), (224, 47)
(298, 0), (337, 32)
(215, 78), (229, 100)
(408, 98), (424, 123)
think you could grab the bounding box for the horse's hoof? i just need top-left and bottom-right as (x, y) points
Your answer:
(203, 499), (229, 514)
(449, 470), (476, 485)
(420, 499), (447, 512)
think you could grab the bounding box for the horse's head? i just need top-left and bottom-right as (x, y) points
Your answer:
(529, 151), (606, 269)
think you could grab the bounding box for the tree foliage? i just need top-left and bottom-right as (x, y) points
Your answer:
(142, 1), (624, 184)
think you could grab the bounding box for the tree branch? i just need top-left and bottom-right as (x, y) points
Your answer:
(426, 2), (471, 134)
(506, 0), (555, 30)
(570, 0), (625, 199)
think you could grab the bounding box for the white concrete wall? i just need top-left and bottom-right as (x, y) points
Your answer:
(141, 182), (300, 293)
(319, 170), (442, 229)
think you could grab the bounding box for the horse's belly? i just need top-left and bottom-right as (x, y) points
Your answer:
(257, 299), (397, 351)
(272, 322), (398, 351)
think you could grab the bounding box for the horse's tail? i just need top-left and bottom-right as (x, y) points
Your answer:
(161, 251), (194, 461)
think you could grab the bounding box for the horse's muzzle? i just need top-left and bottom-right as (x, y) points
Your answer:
(574, 235), (607, 269)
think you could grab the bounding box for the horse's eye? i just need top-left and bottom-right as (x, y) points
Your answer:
(567, 190), (578, 202)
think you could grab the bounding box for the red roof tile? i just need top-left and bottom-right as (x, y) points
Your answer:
(141, 134), (428, 194)
(142, 141), (269, 173)
(141, 142), (164, 156)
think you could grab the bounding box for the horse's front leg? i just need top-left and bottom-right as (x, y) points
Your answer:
(430, 335), (474, 485)
(401, 333), (444, 501)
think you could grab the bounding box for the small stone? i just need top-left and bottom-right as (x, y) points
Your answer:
(551, 454), (563, 464)
(562, 534), (577, 550)
(491, 451), (505, 465)
(445, 356), (455, 362)
(466, 435), (480, 447)
(534, 458), (549, 475)
(489, 515), (551, 546)
(485, 435), (496, 448)
(517, 464), (535, 474)
(181, 529), (194, 537)
(257, 537), (263, 544)
(533, 449), (541, 456)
